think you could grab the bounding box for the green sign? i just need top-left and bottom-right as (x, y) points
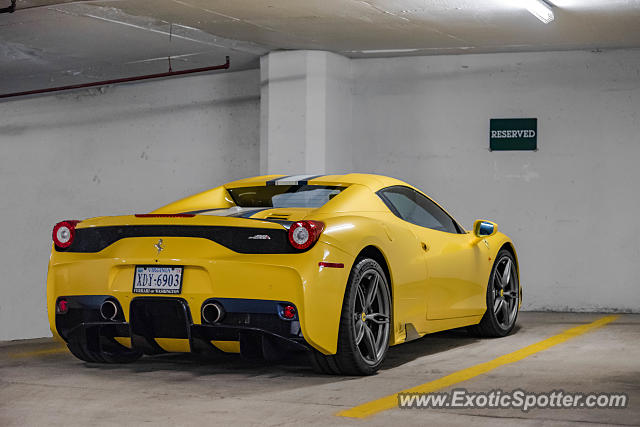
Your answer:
(490, 118), (537, 151)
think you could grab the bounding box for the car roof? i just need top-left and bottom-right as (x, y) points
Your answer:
(224, 173), (412, 192)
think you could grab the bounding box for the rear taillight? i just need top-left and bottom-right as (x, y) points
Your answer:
(52, 220), (80, 248)
(288, 220), (324, 250)
(56, 298), (69, 315)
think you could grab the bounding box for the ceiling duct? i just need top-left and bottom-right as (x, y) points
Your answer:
(0, 56), (230, 100)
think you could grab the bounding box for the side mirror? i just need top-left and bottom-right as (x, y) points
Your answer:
(473, 219), (498, 238)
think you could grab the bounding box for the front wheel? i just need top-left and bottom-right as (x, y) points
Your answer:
(309, 257), (391, 375)
(469, 249), (520, 337)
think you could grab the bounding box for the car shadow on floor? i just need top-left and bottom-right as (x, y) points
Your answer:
(382, 327), (480, 370)
(381, 324), (520, 369)
(79, 325), (512, 379)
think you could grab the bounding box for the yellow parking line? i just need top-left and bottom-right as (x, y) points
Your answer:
(9, 346), (68, 359)
(337, 314), (620, 419)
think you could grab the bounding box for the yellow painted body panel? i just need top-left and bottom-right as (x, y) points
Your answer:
(47, 174), (520, 355)
(48, 234), (354, 354)
(155, 338), (191, 353)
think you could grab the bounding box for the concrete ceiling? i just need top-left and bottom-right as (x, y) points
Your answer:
(2, 0), (640, 94)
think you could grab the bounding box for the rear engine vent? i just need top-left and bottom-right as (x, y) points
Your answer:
(266, 213), (290, 220)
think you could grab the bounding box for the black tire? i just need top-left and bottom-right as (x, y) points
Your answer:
(67, 341), (105, 363)
(67, 335), (142, 364)
(308, 350), (341, 374)
(309, 257), (391, 375)
(469, 249), (520, 338)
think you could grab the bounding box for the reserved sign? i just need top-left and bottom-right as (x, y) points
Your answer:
(490, 118), (537, 151)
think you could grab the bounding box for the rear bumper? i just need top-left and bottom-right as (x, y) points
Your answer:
(47, 239), (355, 354)
(56, 295), (310, 359)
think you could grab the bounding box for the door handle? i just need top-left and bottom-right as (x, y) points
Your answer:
(421, 242), (429, 251)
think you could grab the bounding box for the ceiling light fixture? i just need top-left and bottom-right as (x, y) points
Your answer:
(523, 0), (555, 23)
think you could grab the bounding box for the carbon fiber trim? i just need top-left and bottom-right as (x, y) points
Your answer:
(55, 225), (305, 254)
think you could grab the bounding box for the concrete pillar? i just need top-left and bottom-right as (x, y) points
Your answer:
(260, 50), (352, 175)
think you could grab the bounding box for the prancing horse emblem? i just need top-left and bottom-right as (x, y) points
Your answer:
(154, 239), (164, 255)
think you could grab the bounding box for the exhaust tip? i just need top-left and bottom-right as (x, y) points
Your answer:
(100, 300), (118, 321)
(202, 302), (224, 324)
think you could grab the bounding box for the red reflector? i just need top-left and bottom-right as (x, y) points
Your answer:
(135, 214), (195, 218)
(57, 299), (69, 314)
(319, 262), (344, 268)
(282, 305), (296, 320)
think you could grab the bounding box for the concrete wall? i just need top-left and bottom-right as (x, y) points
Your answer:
(260, 51), (353, 175)
(3, 48), (639, 341)
(349, 49), (640, 312)
(0, 70), (260, 340)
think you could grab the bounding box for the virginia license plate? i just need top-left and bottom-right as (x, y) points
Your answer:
(133, 266), (183, 294)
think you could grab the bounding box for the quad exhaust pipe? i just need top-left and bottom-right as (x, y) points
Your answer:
(202, 302), (225, 324)
(100, 300), (118, 321)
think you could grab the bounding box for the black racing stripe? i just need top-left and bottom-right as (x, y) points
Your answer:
(297, 174), (324, 186)
(266, 175), (290, 186)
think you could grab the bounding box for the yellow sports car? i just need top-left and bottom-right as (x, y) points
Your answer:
(47, 174), (520, 375)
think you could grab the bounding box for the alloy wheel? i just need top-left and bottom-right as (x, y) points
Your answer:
(352, 269), (390, 365)
(492, 256), (519, 329)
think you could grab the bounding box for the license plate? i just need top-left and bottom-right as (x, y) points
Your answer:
(133, 266), (183, 294)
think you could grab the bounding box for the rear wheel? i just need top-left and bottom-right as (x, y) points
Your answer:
(469, 249), (520, 337)
(310, 258), (391, 375)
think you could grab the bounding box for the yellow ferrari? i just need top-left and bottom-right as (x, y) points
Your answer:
(47, 174), (521, 375)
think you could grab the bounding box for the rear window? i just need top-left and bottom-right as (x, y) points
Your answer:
(227, 185), (344, 208)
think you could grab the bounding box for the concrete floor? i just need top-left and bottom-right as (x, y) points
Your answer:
(1, 312), (638, 426)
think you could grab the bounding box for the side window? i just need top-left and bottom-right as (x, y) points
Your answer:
(378, 186), (460, 234)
